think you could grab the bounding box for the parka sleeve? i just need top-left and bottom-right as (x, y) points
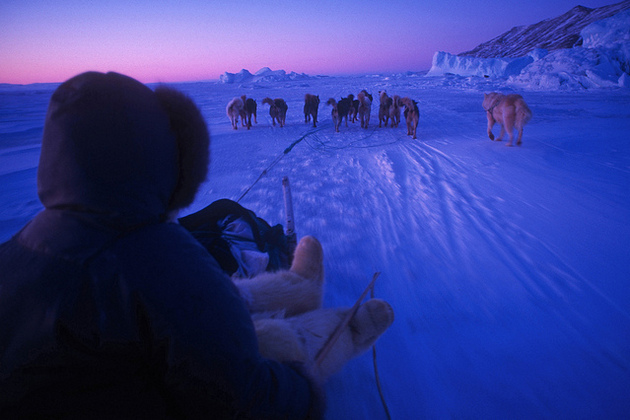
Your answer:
(111, 224), (324, 419)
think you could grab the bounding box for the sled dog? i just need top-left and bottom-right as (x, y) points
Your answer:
(326, 97), (351, 132)
(326, 98), (340, 132)
(303, 94), (320, 127)
(482, 92), (532, 146)
(357, 90), (372, 129)
(348, 94), (358, 123)
(378, 90), (392, 127)
(401, 97), (419, 139)
(337, 96), (352, 128)
(389, 95), (401, 128)
(226, 97), (244, 130)
(263, 97), (288, 127)
(240, 95), (257, 129)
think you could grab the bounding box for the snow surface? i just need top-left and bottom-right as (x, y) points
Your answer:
(429, 8), (630, 90)
(2, 56), (630, 419)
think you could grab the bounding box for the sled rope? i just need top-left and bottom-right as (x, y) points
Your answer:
(371, 284), (392, 420)
(315, 272), (379, 365)
(236, 127), (325, 203)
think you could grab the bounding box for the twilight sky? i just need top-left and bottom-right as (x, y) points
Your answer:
(0, 0), (619, 84)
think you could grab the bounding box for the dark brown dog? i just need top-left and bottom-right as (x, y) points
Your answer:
(240, 95), (257, 129)
(304, 94), (320, 127)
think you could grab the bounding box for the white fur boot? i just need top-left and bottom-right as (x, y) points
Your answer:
(255, 298), (394, 382)
(233, 235), (324, 317)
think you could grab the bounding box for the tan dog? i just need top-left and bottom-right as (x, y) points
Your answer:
(226, 97), (244, 130)
(483, 93), (532, 146)
(357, 90), (372, 129)
(401, 97), (419, 139)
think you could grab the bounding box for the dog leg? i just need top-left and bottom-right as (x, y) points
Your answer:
(506, 129), (515, 146)
(486, 113), (495, 140)
(504, 121), (515, 146)
(496, 124), (505, 142)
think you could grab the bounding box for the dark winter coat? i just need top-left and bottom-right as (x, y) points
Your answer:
(0, 72), (322, 419)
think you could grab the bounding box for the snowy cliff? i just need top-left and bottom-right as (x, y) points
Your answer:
(428, 4), (630, 89)
(461, 0), (630, 58)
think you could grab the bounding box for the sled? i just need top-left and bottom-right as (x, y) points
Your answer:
(178, 177), (298, 278)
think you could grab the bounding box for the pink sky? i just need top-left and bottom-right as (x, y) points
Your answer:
(0, 0), (619, 84)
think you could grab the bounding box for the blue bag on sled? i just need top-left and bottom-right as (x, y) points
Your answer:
(179, 199), (292, 277)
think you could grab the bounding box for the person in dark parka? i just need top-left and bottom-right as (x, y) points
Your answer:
(0, 71), (323, 419)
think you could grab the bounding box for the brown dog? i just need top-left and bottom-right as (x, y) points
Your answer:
(263, 97), (288, 127)
(483, 93), (532, 146)
(240, 95), (257, 130)
(347, 94), (358, 123)
(304, 94), (320, 127)
(378, 91), (392, 127)
(401, 97), (419, 139)
(389, 95), (401, 128)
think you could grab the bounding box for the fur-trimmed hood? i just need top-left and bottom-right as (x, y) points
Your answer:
(36, 71), (209, 229)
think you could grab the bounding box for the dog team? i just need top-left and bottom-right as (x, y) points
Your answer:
(227, 90), (532, 145)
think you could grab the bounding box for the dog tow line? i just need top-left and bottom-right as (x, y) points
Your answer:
(235, 126), (326, 203)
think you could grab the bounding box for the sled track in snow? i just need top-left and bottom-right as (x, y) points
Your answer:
(401, 140), (585, 302)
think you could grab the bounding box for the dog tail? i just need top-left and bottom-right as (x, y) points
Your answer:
(518, 101), (533, 125)
(358, 91), (370, 106)
(227, 97), (243, 111)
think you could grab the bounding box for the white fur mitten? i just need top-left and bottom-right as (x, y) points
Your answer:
(255, 298), (394, 382)
(232, 236), (324, 317)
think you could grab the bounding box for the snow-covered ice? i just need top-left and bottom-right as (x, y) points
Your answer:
(2, 68), (629, 418)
